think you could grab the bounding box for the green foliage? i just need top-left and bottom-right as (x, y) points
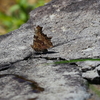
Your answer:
(0, 0), (45, 34)
(89, 84), (100, 97)
(54, 58), (100, 64)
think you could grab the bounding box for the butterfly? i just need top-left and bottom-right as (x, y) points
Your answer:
(31, 25), (53, 53)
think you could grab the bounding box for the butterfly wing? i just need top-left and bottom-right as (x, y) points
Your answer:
(31, 25), (53, 52)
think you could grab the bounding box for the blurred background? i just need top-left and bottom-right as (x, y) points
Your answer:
(0, 0), (51, 35)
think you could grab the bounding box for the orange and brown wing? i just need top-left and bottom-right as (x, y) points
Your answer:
(31, 25), (53, 52)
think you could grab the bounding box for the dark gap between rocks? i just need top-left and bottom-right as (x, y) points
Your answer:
(27, 97), (38, 100)
(84, 77), (100, 85)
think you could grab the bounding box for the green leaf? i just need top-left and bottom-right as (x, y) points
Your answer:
(89, 85), (100, 97)
(9, 4), (20, 13)
(19, 11), (27, 21)
(0, 0), (48, 35)
(19, 0), (27, 6)
(54, 58), (100, 64)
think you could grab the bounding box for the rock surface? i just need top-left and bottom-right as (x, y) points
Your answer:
(0, 0), (100, 100)
(0, 58), (89, 100)
(77, 61), (100, 84)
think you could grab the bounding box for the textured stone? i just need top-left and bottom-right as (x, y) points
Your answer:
(1, 0), (100, 65)
(1, 0), (100, 100)
(0, 58), (89, 100)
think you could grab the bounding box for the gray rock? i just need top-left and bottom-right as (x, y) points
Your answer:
(80, 61), (100, 84)
(0, 58), (90, 100)
(77, 61), (100, 71)
(1, 0), (100, 65)
(1, 0), (100, 100)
